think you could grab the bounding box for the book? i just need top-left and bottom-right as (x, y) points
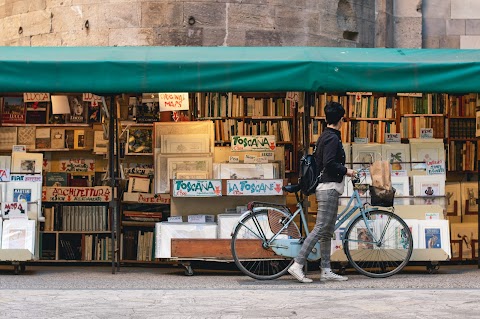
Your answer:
(0, 127), (18, 150)
(2, 97), (26, 124)
(24, 93), (49, 124)
(17, 126), (36, 149)
(67, 95), (87, 123)
(45, 172), (70, 187)
(74, 129), (86, 149)
(65, 130), (75, 149)
(424, 227), (442, 249)
(35, 127), (51, 149)
(93, 131), (108, 154)
(50, 128), (66, 149)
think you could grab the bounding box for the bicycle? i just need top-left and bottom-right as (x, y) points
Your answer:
(230, 171), (413, 280)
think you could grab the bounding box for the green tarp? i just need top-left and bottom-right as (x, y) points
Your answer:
(1, 46), (480, 93)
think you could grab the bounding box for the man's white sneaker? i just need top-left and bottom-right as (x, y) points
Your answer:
(320, 270), (348, 281)
(287, 262), (313, 283)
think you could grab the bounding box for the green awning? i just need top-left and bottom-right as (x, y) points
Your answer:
(1, 46), (480, 94)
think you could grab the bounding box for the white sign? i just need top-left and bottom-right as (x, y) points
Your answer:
(83, 93), (103, 106)
(12, 145), (26, 153)
(397, 93), (423, 97)
(172, 180), (222, 197)
(385, 133), (401, 144)
(227, 179), (284, 196)
(426, 159), (446, 175)
(391, 170), (408, 177)
(425, 212), (440, 220)
(231, 135), (276, 151)
(244, 154), (257, 163)
(420, 128), (433, 139)
(23, 93), (50, 102)
(10, 174), (42, 183)
(2, 202), (28, 219)
(159, 93), (189, 111)
(354, 137), (368, 144)
(260, 152), (274, 161)
(228, 156), (240, 163)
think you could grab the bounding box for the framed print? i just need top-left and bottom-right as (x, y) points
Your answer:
(343, 143), (351, 167)
(445, 182), (462, 216)
(176, 171), (209, 179)
(403, 219), (420, 249)
(73, 130), (86, 150)
(450, 222), (477, 260)
(127, 175), (151, 193)
(409, 140), (445, 170)
(154, 122), (214, 151)
(2, 219), (36, 254)
(160, 134), (210, 154)
(381, 144), (411, 172)
(11, 152), (43, 174)
(413, 175), (445, 197)
(351, 143), (382, 170)
(126, 127), (153, 155)
(391, 176), (410, 197)
(0, 127), (18, 150)
(418, 220), (450, 257)
(461, 181), (478, 216)
(217, 163), (276, 179)
(155, 154), (213, 193)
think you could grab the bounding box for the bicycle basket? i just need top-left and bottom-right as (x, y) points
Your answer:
(267, 209), (301, 239)
(369, 186), (396, 207)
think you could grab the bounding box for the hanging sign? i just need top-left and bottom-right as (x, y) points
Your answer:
(172, 180), (222, 197)
(59, 159), (95, 172)
(420, 128), (433, 139)
(2, 202), (28, 219)
(426, 159), (446, 175)
(385, 133), (401, 144)
(159, 93), (189, 111)
(23, 93), (50, 102)
(227, 179), (283, 196)
(83, 93), (103, 106)
(231, 135), (276, 151)
(42, 186), (111, 202)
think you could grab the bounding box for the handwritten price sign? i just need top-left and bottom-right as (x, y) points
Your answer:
(227, 179), (283, 196)
(159, 93), (189, 111)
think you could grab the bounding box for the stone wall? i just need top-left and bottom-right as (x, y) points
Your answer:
(423, 0), (480, 48)
(0, 0), (376, 47)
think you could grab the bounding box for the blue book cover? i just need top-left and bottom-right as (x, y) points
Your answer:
(425, 228), (441, 249)
(13, 188), (32, 202)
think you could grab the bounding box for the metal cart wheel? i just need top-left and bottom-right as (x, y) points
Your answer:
(182, 263), (194, 276)
(426, 262), (439, 274)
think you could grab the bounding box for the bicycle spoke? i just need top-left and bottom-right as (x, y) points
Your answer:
(344, 210), (413, 278)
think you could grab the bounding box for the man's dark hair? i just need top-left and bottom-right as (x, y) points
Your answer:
(324, 101), (345, 125)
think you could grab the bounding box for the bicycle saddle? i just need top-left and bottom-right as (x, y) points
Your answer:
(282, 184), (301, 193)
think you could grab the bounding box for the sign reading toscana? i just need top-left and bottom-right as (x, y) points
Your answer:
(172, 180), (222, 197)
(227, 179), (283, 196)
(231, 135), (276, 151)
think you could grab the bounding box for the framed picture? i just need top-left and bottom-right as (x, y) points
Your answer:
(450, 222), (477, 260)
(391, 176), (409, 197)
(2, 219), (36, 254)
(217, 163), (276, 179)
(343, 143), (351, 167)
(351, 143), (382, 170)
(154, 122), (214, 150)
(445, 182), (462, 216)
(155, 155), (213, 193)
(126, 127), (153, 155)
(413, 175), (445, 197)
(176, 171), (209, 179)
(0, 127), (18, 150)
(160, 134), (210, 154)
(11, 152), (43, 174)
(381, 144), (411, 172)
(409, 140), (445, 170)
(461, 181), (478, 216)
(418, 220), (451, 257)
(74, 130), (86, 150)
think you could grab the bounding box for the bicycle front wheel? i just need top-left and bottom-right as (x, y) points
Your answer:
(344, 210), (413, 278)
(231, 210), (298, 280)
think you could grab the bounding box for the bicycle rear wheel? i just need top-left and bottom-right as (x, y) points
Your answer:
(231, 209), (299, 280)
(344, 210), (413, 278)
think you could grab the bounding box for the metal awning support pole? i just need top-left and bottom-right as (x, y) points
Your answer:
(109, 95), (117, 274)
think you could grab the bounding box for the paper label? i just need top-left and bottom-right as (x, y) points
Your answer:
(227, 179), (283, 196)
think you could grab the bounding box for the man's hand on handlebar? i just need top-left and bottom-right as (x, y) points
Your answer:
(346, 168), (357, 177)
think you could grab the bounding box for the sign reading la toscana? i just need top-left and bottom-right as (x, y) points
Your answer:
(231, 135), (276, 151)
(227, 179), (283, 196)
(172, 180), (222, 197)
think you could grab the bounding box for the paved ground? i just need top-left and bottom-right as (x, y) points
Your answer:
(0, 262), (479, 318)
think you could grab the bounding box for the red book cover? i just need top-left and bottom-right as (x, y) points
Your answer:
(2, 97), (26, 124)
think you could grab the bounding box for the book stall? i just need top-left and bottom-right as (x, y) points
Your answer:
(0, 47), (478, 275)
